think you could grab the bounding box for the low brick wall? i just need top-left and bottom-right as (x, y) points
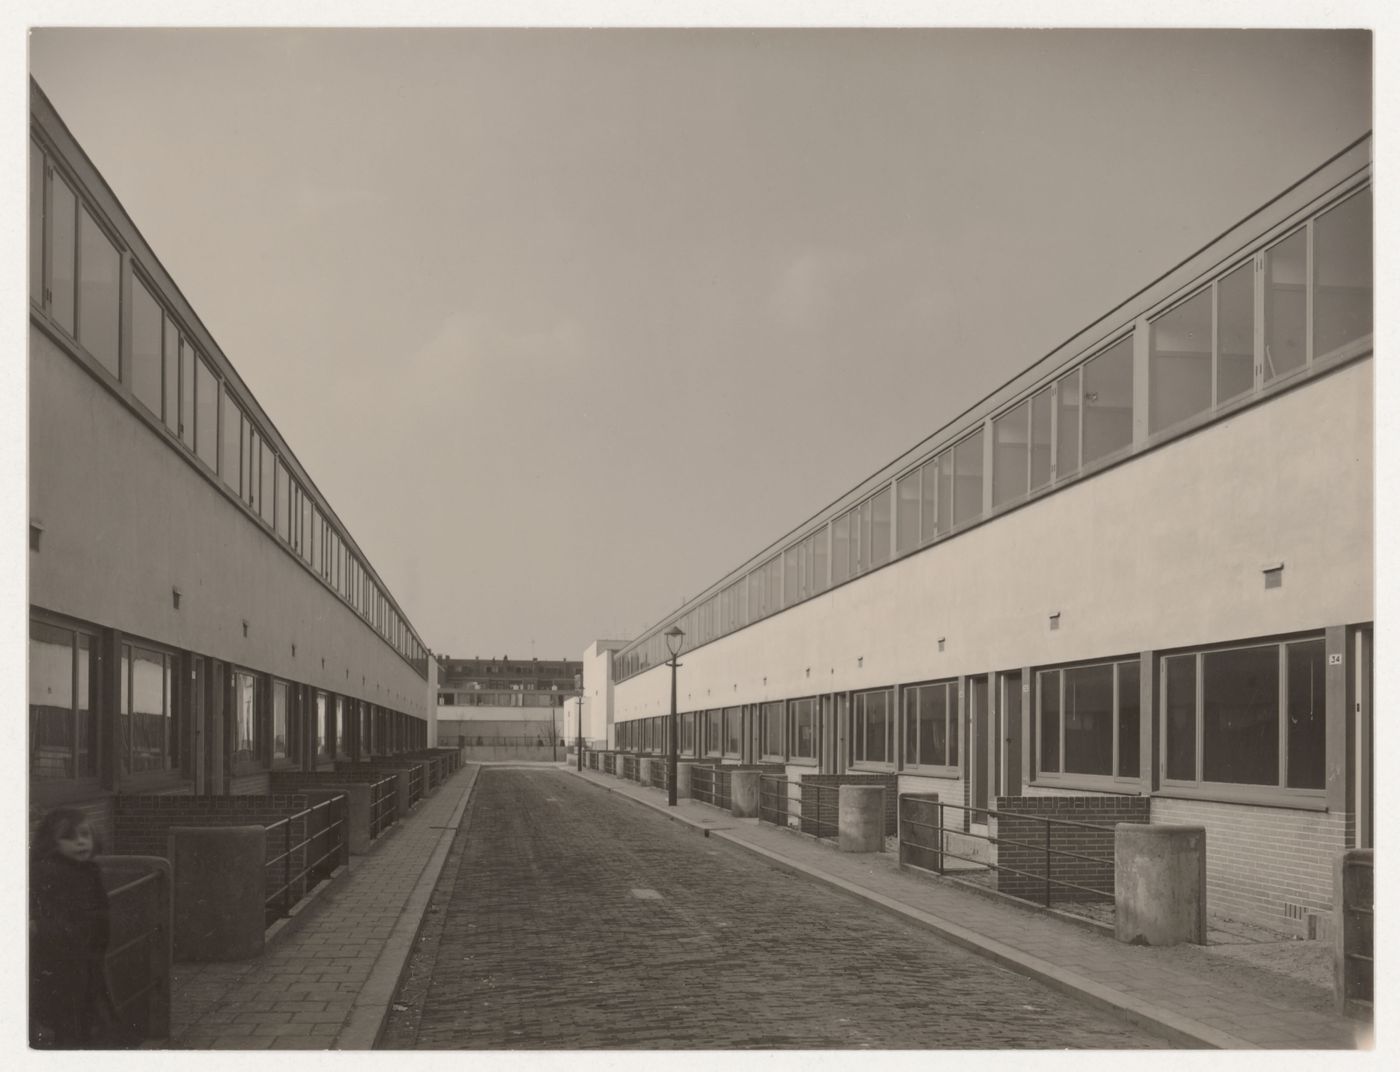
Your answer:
(114, 794), (309, 858)
(995, 794), (1149, 903)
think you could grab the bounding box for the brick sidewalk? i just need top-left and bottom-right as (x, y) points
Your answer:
(165, 763), (480, 1049)
(566, 765), (1367, 1050)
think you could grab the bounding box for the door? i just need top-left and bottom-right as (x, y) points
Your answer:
(189, 655), (206, 794)
(1355, 626), (1372, 848)
(1000, 671), (1023, 798)
(969, 675), (990, 823)
(204, 659), (225, 795)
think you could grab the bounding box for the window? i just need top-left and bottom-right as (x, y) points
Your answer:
(260, 443), (275, 526)
(49, 170), (77, 335)
(1162, 636), (1325, 791)
(78, 206), (120, 377)
(334, 696), (350, 760)
(870, 486), (892, 568)
(29, 620), (98, 781)
(276, 460), (290, 541)
(272, 679), (289, 763)
(121, 644), (176, 775)
(682, 712), (696, 756)
(1217, 261), (1255, 405)
(723, 707), (742, 756)
(788, 697), (818, 761)
(1055, 368), (1080, 479)
(195, 356), (219, 470)
(896, 471), (920, 554)
(221, 393), (243, 494)
(30, 146), (44, 306)
(760, 701), (784, 758)
(953, 430), (984, 526)
(993, 400), (1029, 508)
(851, 688), (894, 766)
(1313, 187), (1372, 359)
(130, 278), (163, 416)
(315, 694), (327, 761)
(1036, 659), (1139, 781)
(1082, 336), (1134, 464)
(163, 318), (179, 434)
(231, 669), (258, 767)
(703, 710), (723, 756)
(831, 513), (850, 584)
(903, 680), (957, 771)
(179, 337), (196, 450)
(1263, 229), (1307, 383)
(1029, 387), (1052, 491)
(1150, 288), (1212, 434)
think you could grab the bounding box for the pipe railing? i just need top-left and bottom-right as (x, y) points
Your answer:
(264, 795), (348, 924)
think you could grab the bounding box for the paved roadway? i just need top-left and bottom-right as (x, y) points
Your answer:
(380, 767), (1167, 1049)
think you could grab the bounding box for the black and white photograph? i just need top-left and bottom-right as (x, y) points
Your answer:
(7, 1), (1388, 1059)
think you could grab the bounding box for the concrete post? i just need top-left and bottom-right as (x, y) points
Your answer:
(638, 757), (653, 786)
(838, 785), (884, 852)
(303, 784), (371, 855)
(676, 761), (697, 800)
(731, 770), (761, 818)
(1114, 823), (1207, 946)
(898, 792), (942, 872)
(391, 769), (412, 816)
(168, 826), (266, 962)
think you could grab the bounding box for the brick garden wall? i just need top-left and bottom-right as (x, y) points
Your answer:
(1152, 797), (1349, 938)
(229, 772), (271, 796)
(113, 794), (308, 862)
(995, 794), (1149, 903)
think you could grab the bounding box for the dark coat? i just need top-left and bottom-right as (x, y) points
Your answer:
(29, 853), (111, 1047)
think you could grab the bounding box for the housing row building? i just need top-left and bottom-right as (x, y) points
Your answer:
(434, 655), (582, 750)
(28, 78), (438, 835)
(586, 135), (1373, 939)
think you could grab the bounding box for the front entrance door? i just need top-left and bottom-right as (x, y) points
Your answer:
(189, 655), (206, 794)
(205, 659), (225, 795)
(1355, 626), (1372, 848)
(968, 675), (990, 823)
(1000, 671), (1022, 798)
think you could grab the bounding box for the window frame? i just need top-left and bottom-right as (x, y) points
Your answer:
(228, 665), (266, 777)
(850, 686), (896, 770)
(29, 614), (101, 793)
(1033, 657), (1142, 790)
(119, 637), (184, 784)
(786, 696), (819, 765)
(901, 677), (959, 776)
(1158, 634), (1328, 804)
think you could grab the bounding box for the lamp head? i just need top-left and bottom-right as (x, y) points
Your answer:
(664, 626), (685, 658)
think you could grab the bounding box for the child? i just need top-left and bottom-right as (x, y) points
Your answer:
(29, 808), (114, 1049)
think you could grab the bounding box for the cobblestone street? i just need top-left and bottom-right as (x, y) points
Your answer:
(380, 767), (1167, 1049)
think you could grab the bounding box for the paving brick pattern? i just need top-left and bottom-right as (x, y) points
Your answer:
(573, 768), (1365, 1049)
(165, 764), (477, 1050)
(382, 768), (1165, 1049)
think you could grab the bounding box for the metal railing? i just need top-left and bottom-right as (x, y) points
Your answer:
(622, 755), (639, 782)
(897, 797), (1130, 907)
(264, 795), (348, 924)
(759, 773), (792, 827)
(99, 856), (171, 1043)
(369, 774), (398, 838)
(650, 759), (670, 791)
(690, 765), (733, 810)
(799, 780), (841, 840)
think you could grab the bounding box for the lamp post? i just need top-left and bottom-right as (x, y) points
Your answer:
(575, 691), (585, 772)
(665, 626), (685, 807)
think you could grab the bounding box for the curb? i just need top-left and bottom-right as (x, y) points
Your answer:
(564, 767), (1253, 1050)
(334, 764), (481, 1050)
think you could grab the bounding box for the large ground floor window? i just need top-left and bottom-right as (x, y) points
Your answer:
(1036, 658), (1139, 782)
(1163, 635), (1325, 791)
(851, 688), (895, 766)
(760, 701), (784, 759)
(787, 697), (818, 762)
(903, 679), (958, 773)
(29, 618), (98, 782)
(120, 642), (180, 776)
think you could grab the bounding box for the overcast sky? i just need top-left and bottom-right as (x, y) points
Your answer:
(24, 26), (1372, 661)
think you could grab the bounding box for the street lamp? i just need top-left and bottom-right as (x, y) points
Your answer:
(665, 626), (685, 807)
(575, 690), (585, 772)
